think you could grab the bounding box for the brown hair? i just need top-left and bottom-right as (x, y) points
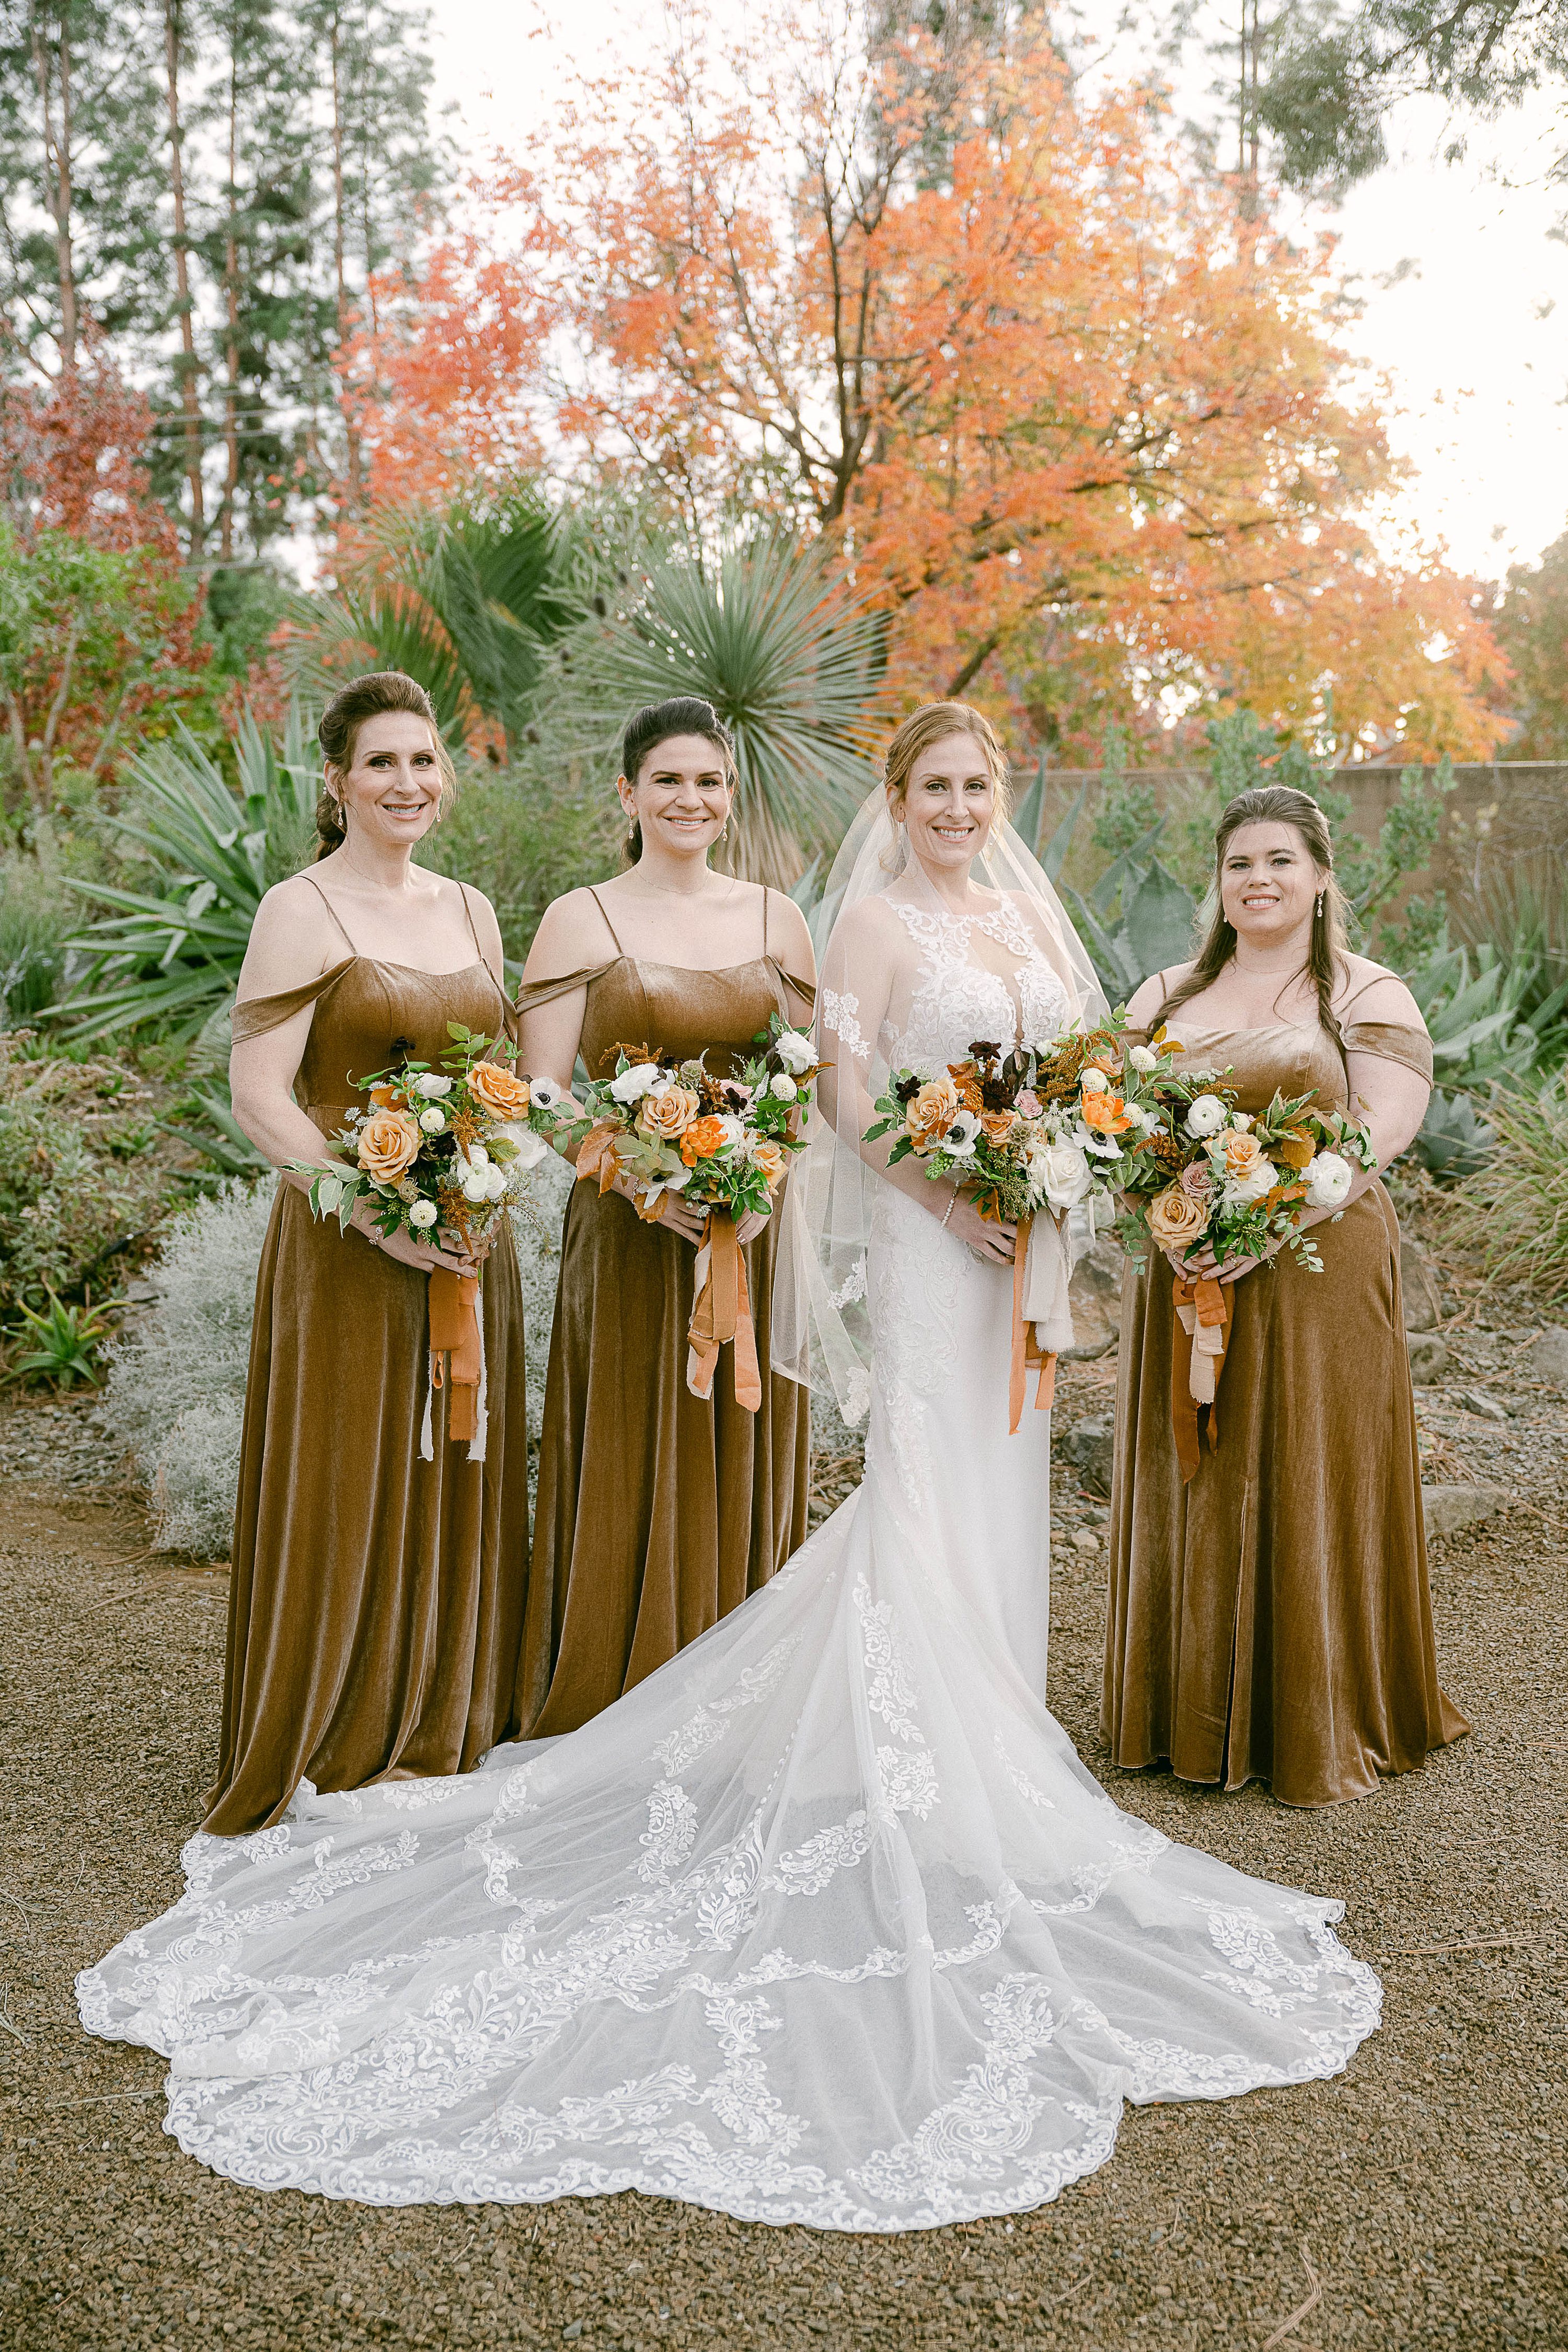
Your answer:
(619, 696), (737, 865)
(1156, 785), (1350, 1045)
(883, 701), (1012, 819)
(315, 671), (456, 860)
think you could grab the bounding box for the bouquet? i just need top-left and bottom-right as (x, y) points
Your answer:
(866, 1022), (1169, 1428)
(1111, 1031), (1377, 1477)
(529, 1014), (820, 1410)
(291, 1021), (541, 1455)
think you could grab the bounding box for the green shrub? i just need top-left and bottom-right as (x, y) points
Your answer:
(421, 760), (620, 970)
(1440, 1073), (1568, 1301)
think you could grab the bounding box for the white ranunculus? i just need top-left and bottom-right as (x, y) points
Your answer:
(408, 1198), (438, 1228)
(1127, 1043), (1159, 1073)
(714, 1115), (746, 1149)
(415, 1074), (454, 1099)
(316, 1174), (345, 1213)
(419, 1105), (446, 1134)
(483, 1165), (508, 1201)
(774, 1029), (815, 1075)
(492, 1120), (548, 1171)
(461, 1174), (489, 1204)
(1303, 1149), (1355, 1208)
(1079, 1066), (1111, 1094)
(769, 1072), (798, 1102)
(1032, 1139), (1092, 1209)
(530, 1076), (563, 1109)
(944, 1108), (982, 1159)
(1123, 1103), (1159, 1135)
(466, 1143), (490, 1170)
(1221, 1161), (1276, 1207)
(609, 1061), (660, 1103)
(1184, 1092), (1228, 1139)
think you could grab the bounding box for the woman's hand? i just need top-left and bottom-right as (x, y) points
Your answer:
(1168, 1238), (1265, 1287)
(943, 1188), (1016, 1265)
(644, 1182), (708, 1245)
(736, 1205), (771, 1246)
(349, 1205), (479, 1278)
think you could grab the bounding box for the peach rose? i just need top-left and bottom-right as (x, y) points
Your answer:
(1147, 1182), (1208, 1251)
(982, 1109), (1018, 1147)
(753, 1138), (787, 1187)
(468, 1060), (531, 1119)
(681, 1114), (731, 1166)
(905, 1076), (959, 1151)
(637, 1082), (700, 1141)
(357, 1107), (422, 1182)
(1221, 1128), (1266, 1182)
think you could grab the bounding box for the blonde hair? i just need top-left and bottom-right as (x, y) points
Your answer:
(882, 702), (1012, 820)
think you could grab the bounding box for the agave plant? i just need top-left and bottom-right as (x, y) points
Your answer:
(282, 486), (586, 752)
(573, 536), (888, 889)
(7, 1290), (121, 1389)
(51, 705), (318, 1041)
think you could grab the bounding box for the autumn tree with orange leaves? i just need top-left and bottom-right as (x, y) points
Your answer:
(359, 3), (1504, 760)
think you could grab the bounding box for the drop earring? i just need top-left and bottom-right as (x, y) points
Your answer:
(1315, 892), (1324, 920)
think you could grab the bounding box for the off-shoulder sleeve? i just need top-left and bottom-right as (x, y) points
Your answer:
(230, 958), (355, 1044)
(770, 962), (816, 1015)
(514, 960), (617, 1016)
(1342, 1020), (1434, 1082)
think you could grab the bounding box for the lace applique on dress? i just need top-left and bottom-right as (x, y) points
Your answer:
(822, 987), (870, 1062)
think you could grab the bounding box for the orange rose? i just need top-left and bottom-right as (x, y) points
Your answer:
(468, 1060), (531, 1119)
(982, 1109), (1018, 1146)
(637, 1082), (700, 1142)
(357, 1107), (422, 1182)
(753, 1138), (787, 1187)
(681, 1114), (731, 1166)
(1080, 1091), (1132, 1137)
(905, 1076), (959, 1151)
(1147, 1182), (1208, 1251)
(1221, 1129), (1266, 1181)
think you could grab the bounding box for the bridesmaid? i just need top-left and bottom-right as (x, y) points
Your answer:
(1102, 782), (1469, 1807)
(217, 670), (529, 1834)
(516, 695), (815, 1737)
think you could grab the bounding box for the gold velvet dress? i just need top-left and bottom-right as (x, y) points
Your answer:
(209, 889), (530, 1836)
(1102, 1012), (1470, 1808)
(516, 887), (812, 1739)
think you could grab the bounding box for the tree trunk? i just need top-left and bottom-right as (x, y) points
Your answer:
(221, 32), (241, 561)
(329, 8), (361, 503)
(164, 0), (206, 552)
(32, 13), (79, 369)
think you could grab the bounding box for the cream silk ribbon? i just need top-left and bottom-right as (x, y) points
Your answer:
(1008, 1210), (1075, 1434)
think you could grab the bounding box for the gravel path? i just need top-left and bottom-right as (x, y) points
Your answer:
(1, 1311), (1565, 2352)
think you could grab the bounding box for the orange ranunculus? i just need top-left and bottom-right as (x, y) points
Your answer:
(637, 1083), (700, 1141)
(368, 1083), (401, 1109)
(982, 1109), (1018, 1146)
(469, 1060), (531, 1119)
(681, 1114), (731, 1165)
(1221, 1129), (1267, 1181)
(753, 1138), (787, 1187)
(948, 1062), (984, 1114)
(1080, 1090), (1132, 1136)
(905, 1075), (959, 1150)
(1147, 1183), (1208, 1250)
(357, 1107), (423, 1182)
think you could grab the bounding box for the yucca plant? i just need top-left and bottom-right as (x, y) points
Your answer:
(573, 535), (888, 888)
(7, 1290), (122, 1389)
(51, 705), (318, 1041)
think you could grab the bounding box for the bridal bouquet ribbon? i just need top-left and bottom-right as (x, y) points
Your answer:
(290, 1022), (545, 1463)
(1114, 1039), (1377, 1481)
(867, 1024), (1172, 1432)
(527, 1015), (819, 1413)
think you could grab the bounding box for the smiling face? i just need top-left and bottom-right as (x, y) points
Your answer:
(619, 733), (735, 861)
(328, 711), (444, 851)
(1218, 820), (1324, 946)
(893, 732), (999, 876)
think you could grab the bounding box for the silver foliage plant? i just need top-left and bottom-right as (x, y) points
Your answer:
(103, 1152), (578, 1555)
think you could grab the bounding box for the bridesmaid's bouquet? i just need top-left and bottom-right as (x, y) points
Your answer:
(291, 1022), (541, 1250)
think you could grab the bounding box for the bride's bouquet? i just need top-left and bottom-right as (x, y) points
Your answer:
(290, 1022), (540, 1457)
(865, 1022), (1177, 1428)
(528, 1014), (821, 1411)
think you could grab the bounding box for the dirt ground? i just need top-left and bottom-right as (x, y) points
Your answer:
(1, 1311), (1565, 2352)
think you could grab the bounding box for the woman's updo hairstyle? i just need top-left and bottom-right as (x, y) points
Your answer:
(315, 671), (456, 861)
(882, 700), (1012, 819)
(1156, 783), (1351, 1045)
(619, 696), (737, 864)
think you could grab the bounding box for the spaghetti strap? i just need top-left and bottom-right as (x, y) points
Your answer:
(300, 871), (359, 955)
(762, 886), (769, 960)
(456, 882), (504, 991)
(586, 886), (626, 956)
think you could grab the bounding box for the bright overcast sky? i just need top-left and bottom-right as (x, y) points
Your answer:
(425, 0), (1568, 585)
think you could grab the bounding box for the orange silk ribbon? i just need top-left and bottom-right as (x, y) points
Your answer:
(687, 1209), (763, 1413)
(428, 1269), (483, 1445)
(1170, 1272), (1230, 1483)
(1008, 1212), (1057, 1434)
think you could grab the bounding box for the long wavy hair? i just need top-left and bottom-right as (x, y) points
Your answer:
(1156, 785), (1351, 1046)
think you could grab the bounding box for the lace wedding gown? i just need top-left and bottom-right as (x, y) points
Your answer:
(77, 894), (1380, 2230)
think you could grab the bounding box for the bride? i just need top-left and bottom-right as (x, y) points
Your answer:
(78, 702), (1379, 2230)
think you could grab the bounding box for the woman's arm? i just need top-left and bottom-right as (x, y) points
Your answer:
(229, 881), (478, 1277)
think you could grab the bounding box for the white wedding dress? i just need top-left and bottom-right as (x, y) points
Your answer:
(77, 891), (1380, 2230)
